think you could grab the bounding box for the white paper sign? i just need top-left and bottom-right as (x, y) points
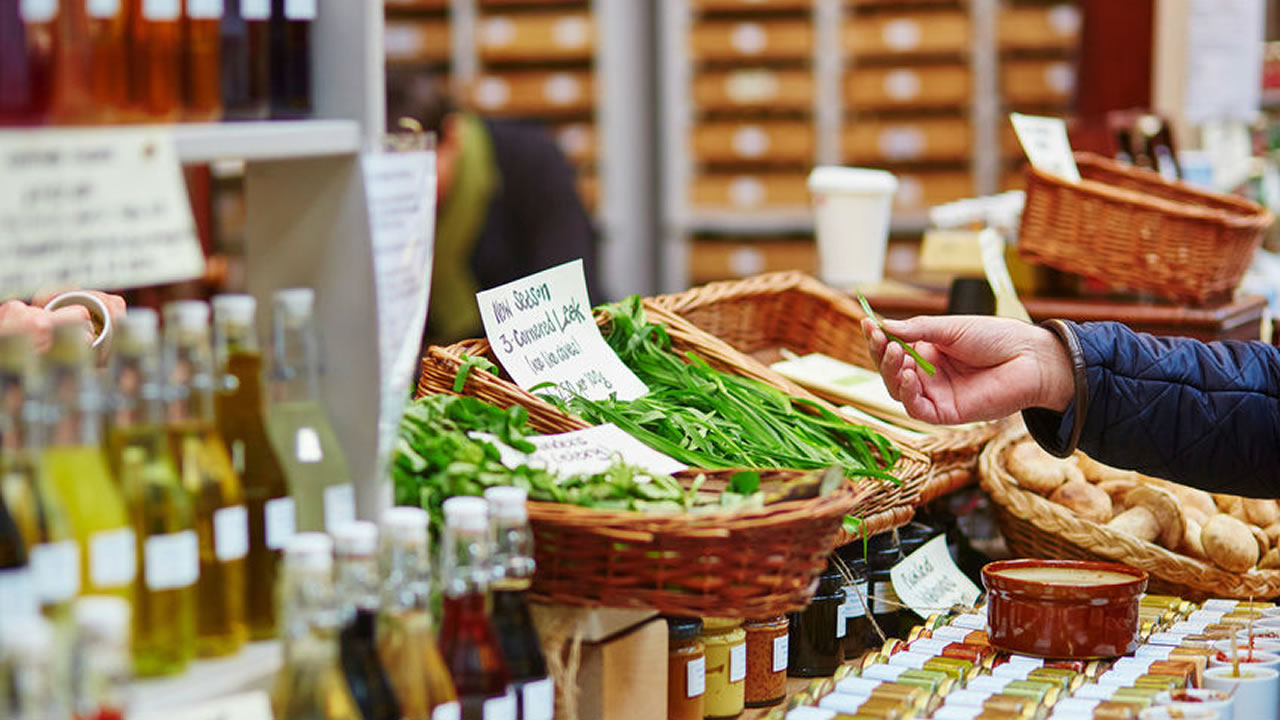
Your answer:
(889, 535), (981, 619)
(1010, 112), (1081, 182)
(1184, 0), (1264, 125)
(477, 423), (686, 478)
(0, 128), (204, 298)
(134, 690), (272, 720)
(476, 259), (648, 403)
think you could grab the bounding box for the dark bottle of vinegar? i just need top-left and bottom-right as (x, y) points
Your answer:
(0, 0), (55, 126)
(220, 0), (269, 120)
(333, 522), (400, 720)
(268, 0), (312, 118)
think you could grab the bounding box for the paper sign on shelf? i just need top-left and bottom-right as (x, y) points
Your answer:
(0, 128), (204, 298)
(476, 259), (648, 403)
(136, 690), (272, 720)
(1009, 112), (1081, 182)
(889, 535), (982, 620)
(473, 423), (687, 478)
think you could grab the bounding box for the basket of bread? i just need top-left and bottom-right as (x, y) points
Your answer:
(980, 427), (1280, 600)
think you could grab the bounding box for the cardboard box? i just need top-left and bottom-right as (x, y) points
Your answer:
(476, 12), (594, 62)
(843, 116), (970, 164)
(844, 10), (970, 57)
(469, 70), (595, 116)
(845, 65), (970, 110)
(575, 617), (668, 720)
(692, 120), (816, 164)
(693, 69), (814, 111)
(690, 18), (814, 61)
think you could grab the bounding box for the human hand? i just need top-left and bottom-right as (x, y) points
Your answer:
(0, 300), (95, 352)
(861, 314), (1074, 425)
(32, 288), (126, 321)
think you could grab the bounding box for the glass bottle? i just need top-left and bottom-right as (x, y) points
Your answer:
(53, 0), (129, 123)
(665, 618), (704, 720)
(835, 542), (871, 663)
(484, 487), (551, 720)
(0, 491), (37, 626)
(213, 294), (292, 641)
(271, 532), (362, 720)
(334, 521), (400, 720)
(182, 0), (223, 120)
(163, 300), (247, 658)
(0, 0), (55, 125)
(127, 0), (182, 121)
(71, 596), (131, 720)
(438, 497), (514, 720)
(0, 614), (65, 719)
(41, 322), (135, 602)
(268, 0), (312, 118)
(106, 309), (197, 678)
(377, 506), (459, 720)
(266, 288), (353, 535)
(220, 0), (269, 120)
(787, 561), (845, 678)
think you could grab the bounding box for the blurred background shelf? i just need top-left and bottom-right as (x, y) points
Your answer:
(130, 641), (281, 719)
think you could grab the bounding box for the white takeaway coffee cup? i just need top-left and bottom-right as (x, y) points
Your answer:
(807, 166), (898, 289)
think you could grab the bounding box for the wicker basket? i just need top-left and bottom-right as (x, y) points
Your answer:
(650, 271), (999, 502)
(979, 428), (1280, 601)
(1019, 152), (1273, 305)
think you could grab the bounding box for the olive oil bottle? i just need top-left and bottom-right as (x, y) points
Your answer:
(163, 300), (248, 658)
(106, 309), (197, 678)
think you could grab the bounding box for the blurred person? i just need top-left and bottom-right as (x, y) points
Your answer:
(0, 290), (126, 352)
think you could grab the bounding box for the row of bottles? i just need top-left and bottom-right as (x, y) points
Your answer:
(0, 0), (315, 126)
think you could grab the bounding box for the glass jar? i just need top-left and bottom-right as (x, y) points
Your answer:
(788, 562), (846, 678)
(836, 542), (870, 663)
(666, 617), (705, 720)
(866, 531), (905, 646)
(701, 617), (746, 719)
(743, 615), (788, 707)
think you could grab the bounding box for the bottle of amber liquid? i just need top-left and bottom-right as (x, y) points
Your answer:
(220, 0), (270, 120)
(213, 294), (293, 641)
(53, 0), (130, 123)
(268, 0), (312, 118)
(0, 0), (56, 125)
(128, 0), (183, 121)
(183, 0), (223, 120)
(163, 300), (247, 658)
(333, 522), (401, 720)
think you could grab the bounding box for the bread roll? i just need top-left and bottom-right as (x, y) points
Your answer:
(1006, 441), (1073, 495)
(1049, 479), (1113, 524)
(1099, 478), (1140, 511)
(1245, 499), (1280, 528)
(1125, 486), (1184, 550)
(1202, 514), (1259, 573)
(1266, 523), (1280, 549)
(1164, 484), (1217, 523)
(1107, 506), (1160, 543)
(1253, 524), (1271, 557)
(1261, 547), (1280, 570)
(1181, 517), (1208, 561)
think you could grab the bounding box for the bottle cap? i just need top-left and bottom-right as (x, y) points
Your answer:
(212, 294), (256, 326)
(443, 496), (489, 532)
(332, 521), (378, 556)
(163, 300), (210, 330)
(73, 595), (132, 646)
(484, 486), (528, 522)
(284, 532), (334, 572)
(119, 308), (159, 345)
(381, 507), (429, 547)
(273, 288), (315, 321)
(0, 613), (53, 660)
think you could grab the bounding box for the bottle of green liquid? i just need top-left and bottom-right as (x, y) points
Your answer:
(266, 288), (354, 534)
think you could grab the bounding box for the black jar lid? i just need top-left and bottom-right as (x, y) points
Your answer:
(666, 616), (703, 642)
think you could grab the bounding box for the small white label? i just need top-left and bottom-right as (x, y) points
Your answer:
(1146, 631), (1190, 646)
(1112, 657), (1157, 672)
(725, 70), (779, 104)
(1010, 112), (1081, 182)
(552, 16), (589, 49)
(294, 427), (324, 463)
(482, 691), (516, 720)
(732, 125), (770, 159)
(143, 0), (180, 20)
(0, 568), (38, 618)
(31, 541), (80, 604)
(872, 580), (897, 615)
(264, 496), (297, 550)
(1201, 598), (1240, 611)
(772, 634), (788, 673)
(728, 176), (765, 209)
(20, 0), (57, 22)
(521, 677), (553, 720)
(887, 650), (930, 669)
(323, 483), (356, 532)
(186, 0), (223, 19)
(1005, 654), (1045, 668)
(1188, 609), (1227, 623)
(965, 675), (1012, 693)
(543, 74), (581, 107)
(818, 694), (866, 714)
(145, 530), (199, 590)
(836, 677), (883, 696)
(431, 702), (461, 720)
(889, 536), (981, 620)
(844, 581), (868, 619)
(883, 69), (921, 101)
(87, 0), (120, 18)
(284, 0), (315, 20)
(882, 19), (922, 51)
(861, 663), (908, 682)
(240, 0), (268, 19)
(932, 625), (969, 642)
(992, 663), (1034, 680)
(481, 16), (515, 47)
(909, 638), (949, 655)
(687, 656), (705, 698)
(213, 505), (250, 561)
(729, 642), (746, 683)
(1073, 684), (1117, 700)
(90, 528), (137, 588)
(730, 22), (767, 55)
(1055, 697), (1102, 713)
(1134, 644), (1175, 659)
(836, 602), (849, 638)
(950, 613), (987, 630)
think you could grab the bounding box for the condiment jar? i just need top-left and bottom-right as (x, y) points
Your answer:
(865, 532), (905, 645)
(667, 617), (705, 720)
(743, 615), (788, 707)
(788, 561), (846, 677)
(835, 541), (871, 662)
(701, 617), (746, 719)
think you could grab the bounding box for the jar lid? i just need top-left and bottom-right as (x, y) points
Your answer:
(667, 616), (703, 641)
(702, 616), (744, 631)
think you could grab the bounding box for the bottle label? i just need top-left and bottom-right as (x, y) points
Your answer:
(836, 601), (848, 639)
(284, 0), (316, 20)
(20, 0), (57, 22)
(843, 581), (868, 619)
(873, 580), (898, 615)
(187, 0), (223, 19)
(482, 690), (516, 720)
(729, 642), (746, 683)
(143, 0), (180, 20)
(521, 677), (554, 720)
(772, 634), (788, 673)
(31, 540), (80, 604)
(323, 483), (356, 532)
(264, 496), (297, 550)
(431, 703), (461, 720)
(90, 528), (137, 588)
(294, 427), (323, 463)
(687, 655), (705, 697)
(88, 0), (121, 17)
(214, 505), (250, 561)
(145, 530), (199, 590)
(0, 567), (38, 619)
(241, 0), (269, 19)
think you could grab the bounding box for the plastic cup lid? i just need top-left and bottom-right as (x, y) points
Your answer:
(273, 287), (315, 319)
(284, 532), (334, 571)
(212, 294), (257, 324)
(807, 166), (898, 195)
(484, 486), (528, 521)
(332, 521), (379, 556)
(381, 507), (429, 546)
(163, 300), (210, 330)
(443, 496), (489, 531)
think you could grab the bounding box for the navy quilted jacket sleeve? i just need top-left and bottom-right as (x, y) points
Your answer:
(1023, 321), (1280, 498)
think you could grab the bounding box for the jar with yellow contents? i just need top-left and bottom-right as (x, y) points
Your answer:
(702, 617), (747, 719)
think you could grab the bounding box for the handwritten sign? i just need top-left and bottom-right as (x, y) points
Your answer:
(476, 259), (647, 402)
(474, 423), (686, 478)
(889, 535), (981, 619)
(137, 690), (273, 720)
(0, 128), (204, 298)
(1010, 113), (1081, 182)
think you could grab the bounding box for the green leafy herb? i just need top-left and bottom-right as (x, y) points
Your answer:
(857, 291), (936, 377)
(454, 353), (499, 392)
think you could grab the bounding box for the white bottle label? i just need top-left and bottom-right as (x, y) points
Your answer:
(873, 580), (897, 615)
(87, 0), (120, 18)
(844, 581), (868, 618)
(187, 0), (222, 18)
(264, 496), (297, 550)
(686, 655), (705, 697)
(323, 483), (356, 532)
(283, 0), (315, 20)
(836, 602), (848, 639)
(145, 530), (199, 590)
(31, 540), (80, 604)
(295, 427), (324, 463)
(214, 505), (250, 561)
(20, 0), (57, 22)
(90, 528), (136, 588)
(482, 690), (516, 720)
(143, 0), (180, 20)
(772, 634), (788, 673)
(0, 567), (38, 618)
(240, 0), (269, 19)
(521, 677), (553, 720)
(728, 642), (746, 683)
(431, 702), (461, 720)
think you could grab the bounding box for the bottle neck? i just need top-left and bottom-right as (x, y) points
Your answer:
(108, 347), (167, 430)
(270, 318), (320, 404)
(490, 517), (535, 588)
(441, 525), (492, 598)
(280, 564), (340, 646)
(380, 540), (432, 612)
(0, 368), (41, 454)
(335, 552), (380, 613)
(164, 329), (218, 426)
(75, 634), (130, 718)
(43, 350), (103, 448)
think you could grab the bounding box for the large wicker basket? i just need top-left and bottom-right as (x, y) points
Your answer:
(1019, 152), (1273, 305)
(979, 428), (1280, 601)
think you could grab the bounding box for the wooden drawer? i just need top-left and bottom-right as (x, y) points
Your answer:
(893, 169), (973, 213)
(385, 19), (450, 64)
(1002, 58), (1075, 106)
(692, 121), (815, 164)
(690, 173), (809, 210)
(554, 121), (596, 165)
(692, 0), (813, 11)
(689, 19), (813, 62)
(998, 4), (1081, 51)
(476, 12), (594, 62)
(843, 117), (970, 163)
(694, 69), (814, 111)
(845, 65), (969, 109)
(469, 71), (595, 116)
(690, 238), (817, 285)
(386, 0), (448, 8)
(844, 11), (969, 57)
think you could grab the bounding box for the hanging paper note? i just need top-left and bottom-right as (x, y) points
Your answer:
(1010, 112), (1081, 182)
(890, 535), (982, 619)
(474, 423), (687, 478)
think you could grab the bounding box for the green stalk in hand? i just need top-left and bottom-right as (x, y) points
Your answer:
(857, 291), (936, 377)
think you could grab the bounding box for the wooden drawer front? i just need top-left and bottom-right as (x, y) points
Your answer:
(554, 122), (596, 165)
(843, 117), (970, 163)
(998, 4), (1081, 51)
(846, 65), (970, 109)
(692, 121), (815, 164)
(893, 170), (973, 213)
(690, 238), (817, 284)
(387, 0), (448, 8)
(692, 0), (813, 11)
(469, 71), (595, 115)
(690, 19), (813, 62)
(845, 12), (969, 57)
(691, 173), (810, 210)
(694, 69), (814, 111)
(385, 19), (450, 64)
(1002, 59), (1075, 106)
(476, 12), (594, 62)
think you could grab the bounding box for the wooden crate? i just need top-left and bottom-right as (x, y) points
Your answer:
(998, 4), (1082, 52)
(692, 120), (815, 164)
(842, 116), (970, 164)
(892, 169), (973, 213)
(845, 64), (969, 110)
(689, 18), (814, 62)
(386, 0), (449, 8)
(1002, 58), (1075, 107)
(689, 237), (817, 284)
(844, 11), (969, 57)
(692, 0), (813, 11)
(468, 70), (595, 116)
(476, 11), (594, 62)
(385, 18), (450, 65)
(694, 69), (814, 111)
(554, 121), (596, 165)
(690, 172), (810, 210)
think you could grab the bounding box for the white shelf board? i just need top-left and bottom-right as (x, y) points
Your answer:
(130, 640), (281, 718)
(683, 210), (930, 236)
(173, 120), (362, 162)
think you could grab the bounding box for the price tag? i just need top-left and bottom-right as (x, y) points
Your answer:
(687, 656), (705, 697)
(889, 535), (981, 619)
(264, 496), (297, 550)
(30, 540), (80, 604)
(240, 0), (269, 19)
(186, 0), (223, 19)
(482, 691), (516, 720)
(476, 259), (648, 404)
(87, 0), (120, 18)
(143, 0), (180, 20)
(0, 128), (203, 298)
(1009, 112), (1081, 182)
(20, 0), (56, 22)
(136, 690), (272, 720)
(294, 427), (324, 463)
(478, 423), (686, 478)
(729, 642), (746, 683)
(772, 634), (788, 673)
(284, 0), (316, 19)
(213, 505), (249, 561)
(323, 483), (356, 532)
(90, 528), (136, 589)
(521, 677), (553, 720)
(145, 530), (199, 590)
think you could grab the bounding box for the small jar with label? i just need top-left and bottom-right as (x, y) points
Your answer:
(835, 542), (871, 662)
(743, 615), (788, 707)
(667, 617), (705, 720)
(788, 561), (846, 678)
(865, 531), (905, 645)
(701, 617), (746, 719)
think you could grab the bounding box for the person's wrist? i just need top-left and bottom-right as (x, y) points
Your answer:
(1033, 325), (1075, 412)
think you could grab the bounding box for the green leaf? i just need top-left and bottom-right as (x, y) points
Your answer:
(857, 291), (936, 377)
(454, 353), (499, 392)
(728, 471), (760, 495)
